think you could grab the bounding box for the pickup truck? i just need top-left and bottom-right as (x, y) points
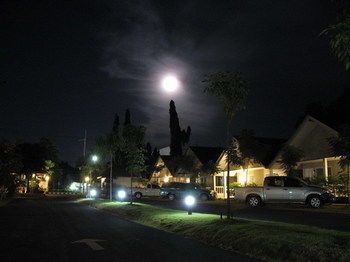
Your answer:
(234, 176), (334, 208)
(132, 184), (161, 199)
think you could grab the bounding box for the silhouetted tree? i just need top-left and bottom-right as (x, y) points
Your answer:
(16, 138), (58, 192)
(0, 140), (22, 196)
(124, 109), (131, 126)
(169, 100), (182, 156)
(181, 126), (191, 145)
(112, 113), (120, 132)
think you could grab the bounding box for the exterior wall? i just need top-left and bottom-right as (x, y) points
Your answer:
(213, 167), (275, 198)
(149, 166), (172, 186)
(299, 158), (343, 180)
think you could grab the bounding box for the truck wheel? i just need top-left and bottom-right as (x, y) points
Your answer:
(168, 194), (176, 201)
(246, 195), (262, 207)
(135, 192), (142, 199)
(308, 195), (323, 208)
(200, 194), (209, 201)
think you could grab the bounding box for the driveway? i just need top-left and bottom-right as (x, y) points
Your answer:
(136, 197), (350, 231)
(0, 198), (257, 262)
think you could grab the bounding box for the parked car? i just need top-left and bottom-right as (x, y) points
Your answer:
(234, 176), (335, 208)
(160, 182), (212, 201)
(132, 184), (161, 199)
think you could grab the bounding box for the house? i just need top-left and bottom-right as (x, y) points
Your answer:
(269, 115), (342, 180)
(149, 155), (192, 185)
(186, 146), (224, 188)
(213, 115), (343, 198)
(149, 146), (223, 187)
(214, 137), (285, 197)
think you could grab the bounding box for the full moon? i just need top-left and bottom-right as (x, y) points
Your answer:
(161, 75), (179, 92)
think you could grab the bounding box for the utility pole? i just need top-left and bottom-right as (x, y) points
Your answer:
(79, 130), (87, 157)
(79, 129), (87, 194)
(109, 153), (113, 201)
(83, 129), (87, 157)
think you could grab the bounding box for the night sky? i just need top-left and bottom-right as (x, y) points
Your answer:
(2, 0), (350, 164)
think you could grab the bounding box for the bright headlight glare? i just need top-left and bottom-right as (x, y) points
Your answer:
(184, 195), (195, 206)
(118, 190), (126, 199)
(90, 189), (97, 197)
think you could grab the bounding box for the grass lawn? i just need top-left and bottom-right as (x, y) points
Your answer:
(78, 198), (350, 262)
(208, 199), (350, 214)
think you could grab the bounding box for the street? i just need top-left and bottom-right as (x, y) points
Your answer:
(136, 198), (350, 231)
(0, 198), (257, 262)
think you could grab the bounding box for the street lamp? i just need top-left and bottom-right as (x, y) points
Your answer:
(91, 155), (98, 163)
(184, 195), (196, 215)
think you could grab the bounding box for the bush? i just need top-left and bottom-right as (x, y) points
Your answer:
(229, 182), (242, 188)
(304, 174), (349, 197)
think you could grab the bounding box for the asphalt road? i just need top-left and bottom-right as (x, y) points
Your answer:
(136, 198), (350, 231)
(0, 198), (257, 262)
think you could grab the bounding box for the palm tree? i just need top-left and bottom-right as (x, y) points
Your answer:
(203, 71), (248, 218)
(278, 145), (304, 177)
(321, 5), (350, 71)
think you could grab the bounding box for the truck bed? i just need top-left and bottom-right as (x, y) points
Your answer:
(234, 186), (264, 201)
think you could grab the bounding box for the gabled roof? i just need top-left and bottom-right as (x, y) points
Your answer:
(216, 136), (285, 168)
(269, 115), (339, 168)
(188, 146), (224, 166)
(248, 137), (286, 166)
(157, 155), (192, 177)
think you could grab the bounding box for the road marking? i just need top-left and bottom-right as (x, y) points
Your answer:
(72, 239), (106, 251)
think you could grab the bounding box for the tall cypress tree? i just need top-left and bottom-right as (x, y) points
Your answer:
(124, 109), (131, 126)
(169, 100), (182, 156)
(112, 113), (120, 132)
(181, 126), (191, 145)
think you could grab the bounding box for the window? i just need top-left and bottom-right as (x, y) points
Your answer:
(184, 184), (196, 190)
(284, 177), (302, 187)
(215, 176), (224, 186)
(266, 177), (283, 187)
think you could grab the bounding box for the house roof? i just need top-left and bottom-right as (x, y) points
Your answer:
(216, 135), (286, 168)
(269, 115), (339, 168)
(188, 146), (224, 165)
(158, 155), (192, 177)
(235, 136), (286, 167)
(251, 137), (286, 166)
